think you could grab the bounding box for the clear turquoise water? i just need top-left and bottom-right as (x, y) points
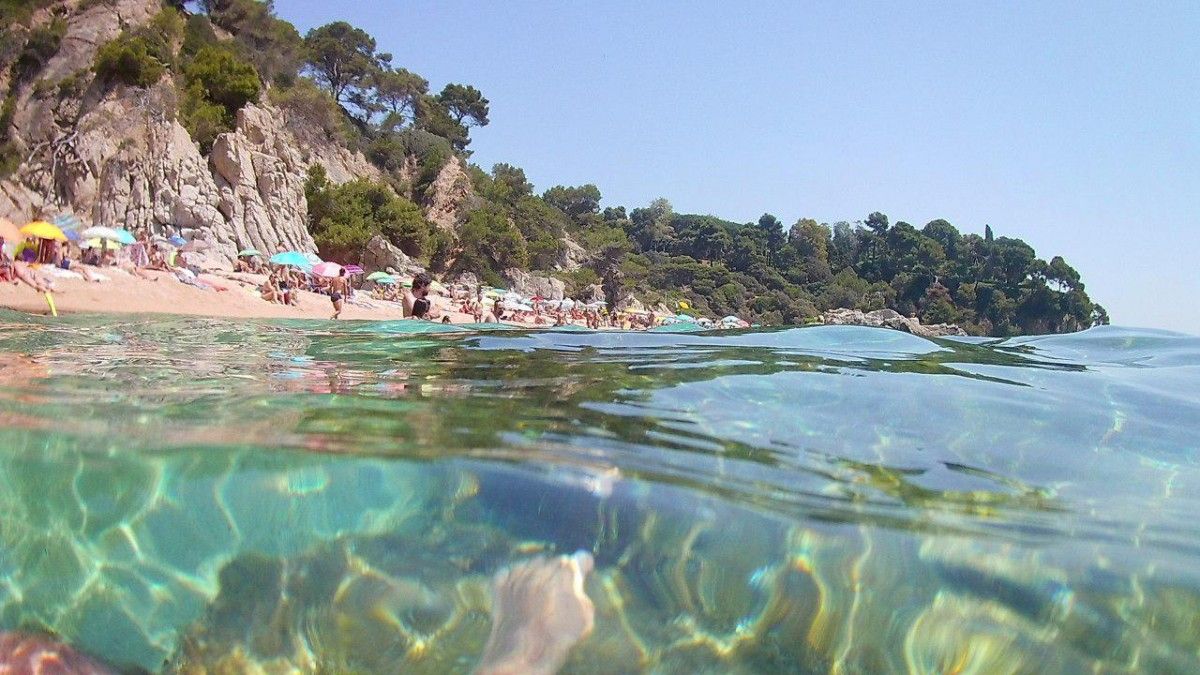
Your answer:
(0, 314), (1198, 673)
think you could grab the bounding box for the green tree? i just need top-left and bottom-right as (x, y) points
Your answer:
(453, 207), (528, 282)
(542, 184), (602, 222)
(372, 67), (428, 130)
(303, 21), (390, 108)
(415, 95), (469, 149)
(436, 83), (489, 128)
(628, 198), (673, 252)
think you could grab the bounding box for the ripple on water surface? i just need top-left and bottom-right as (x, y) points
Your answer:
(0, 315), (1198, 672)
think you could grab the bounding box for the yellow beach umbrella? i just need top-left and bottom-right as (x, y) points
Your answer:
(21, 220), (67, 241)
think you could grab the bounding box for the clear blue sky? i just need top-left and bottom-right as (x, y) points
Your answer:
(278, 0), (1200, 334)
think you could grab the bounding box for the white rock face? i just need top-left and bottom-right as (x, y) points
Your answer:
(503, 268), (566, 300)
(0, 0), (477, 270)
(424, 156), (472, 230)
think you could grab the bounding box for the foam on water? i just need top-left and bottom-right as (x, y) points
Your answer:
(0, 314), (1198, 672)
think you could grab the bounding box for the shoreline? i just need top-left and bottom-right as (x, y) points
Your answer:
(0, 266), (479, 324)
(0, 266), (621, 329)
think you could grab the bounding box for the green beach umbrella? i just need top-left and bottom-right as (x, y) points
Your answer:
(238, 248), (261, 258)
(366, 271), (394, 282)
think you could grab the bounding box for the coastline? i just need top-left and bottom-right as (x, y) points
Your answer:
(0, 267), (479, 324)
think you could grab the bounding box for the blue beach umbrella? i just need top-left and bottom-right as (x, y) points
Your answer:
(269, 251), (313, 269)
(113, 228), (137, 245)
(52, 213), (83, 231)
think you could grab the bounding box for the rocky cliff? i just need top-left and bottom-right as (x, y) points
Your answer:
(0, 0), (431, 268)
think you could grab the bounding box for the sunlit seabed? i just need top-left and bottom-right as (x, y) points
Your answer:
(0, 312), (1198, 673)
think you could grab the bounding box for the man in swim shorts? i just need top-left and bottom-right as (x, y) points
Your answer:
(330, 268), (349, 319)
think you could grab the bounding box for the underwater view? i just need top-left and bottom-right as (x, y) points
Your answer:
(0, 314), (1198, 673)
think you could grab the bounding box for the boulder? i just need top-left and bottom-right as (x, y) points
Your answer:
(362, 234), (425, 277)
(503, 268), (565, 300)
(581, 284), (604, 304)
(615, 296), (645, 313)
(820, 308), (966, 337)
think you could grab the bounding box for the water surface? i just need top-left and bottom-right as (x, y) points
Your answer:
(0, 314), (1197, 673)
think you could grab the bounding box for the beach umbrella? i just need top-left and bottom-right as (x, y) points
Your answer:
(269, 251), (312, 268)
(113, 228), (137, 245)
(675, 313), (697, 322)
(80, 238), (123, 249)
(80, 226), (122, 241)
(52, 213), (82, 231)
(168, 235), (187, 247)
(21, 221), (67, 241)
(238, 248), (262, 258)
(366, 271), (393, 282)
(303, 252), (323, 265)
(311, 261), (343, 277)
(375, 276), (397, 285)
(344, 264), (364, 275)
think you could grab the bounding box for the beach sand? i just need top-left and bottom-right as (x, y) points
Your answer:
(0, 267), (477, 323)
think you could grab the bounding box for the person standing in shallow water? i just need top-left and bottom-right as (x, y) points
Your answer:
(330, 268), (349, 320)
(0, 552), (597, 675)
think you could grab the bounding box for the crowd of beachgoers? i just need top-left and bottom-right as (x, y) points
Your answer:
(0, 216), (751, 329)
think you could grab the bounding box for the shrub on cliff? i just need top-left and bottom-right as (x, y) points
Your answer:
(11, 15), (66, 86)
(183, 45), (259, 114)
(305, 166), (432, 263)
(94, 34), (165, 88)
(178, 44), (260, 153)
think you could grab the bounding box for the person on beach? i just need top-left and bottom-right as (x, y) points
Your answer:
(403, 272), (440, 319)
(330, 268), (349, 319)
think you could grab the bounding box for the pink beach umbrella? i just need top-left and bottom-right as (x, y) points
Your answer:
(311, 261), (344, 278)
(343, 264), (364, 275)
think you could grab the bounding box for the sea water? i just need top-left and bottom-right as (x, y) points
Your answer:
(0, 313), (1197, 673)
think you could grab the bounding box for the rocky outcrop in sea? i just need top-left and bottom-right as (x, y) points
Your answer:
(820, 308), (967, 337)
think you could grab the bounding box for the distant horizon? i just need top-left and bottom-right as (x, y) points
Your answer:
(277, 0), (1200, 335)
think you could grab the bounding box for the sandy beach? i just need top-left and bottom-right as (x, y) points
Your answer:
(0, 266), (477, 323)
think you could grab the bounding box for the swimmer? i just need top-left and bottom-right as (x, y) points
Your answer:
(403, 272), (440, 319)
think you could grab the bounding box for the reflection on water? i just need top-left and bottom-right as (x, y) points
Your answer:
(0, 314), (1199, 672)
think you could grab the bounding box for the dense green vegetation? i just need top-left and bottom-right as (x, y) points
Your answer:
(304, 164), (428, 264)
(0, 0), (1105, 334)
